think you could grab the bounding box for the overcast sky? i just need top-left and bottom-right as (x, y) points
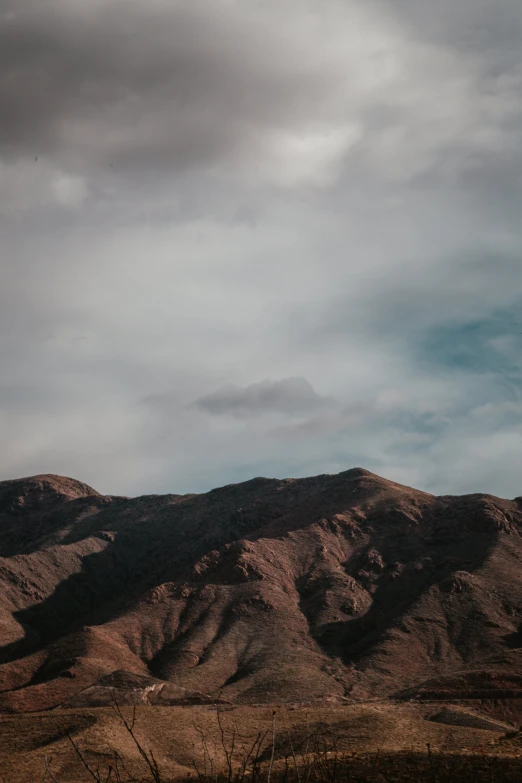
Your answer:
(2, 0), (522, 498)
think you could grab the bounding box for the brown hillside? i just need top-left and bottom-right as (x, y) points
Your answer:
(1, 467), (522, 712)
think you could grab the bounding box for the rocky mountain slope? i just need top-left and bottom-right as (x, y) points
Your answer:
(1, 468), (522, 712)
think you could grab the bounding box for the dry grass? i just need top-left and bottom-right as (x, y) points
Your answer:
(0, 701), (521, 783)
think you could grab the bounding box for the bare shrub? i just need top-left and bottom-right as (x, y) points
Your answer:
(35, 700), (522, 783)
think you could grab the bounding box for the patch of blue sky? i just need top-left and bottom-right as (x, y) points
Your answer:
(417, 302), (522, 407)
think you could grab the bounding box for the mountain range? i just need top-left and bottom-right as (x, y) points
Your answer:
(1, 467), (522, 713)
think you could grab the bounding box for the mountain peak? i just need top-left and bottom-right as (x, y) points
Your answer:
(0, 474), (99, 513)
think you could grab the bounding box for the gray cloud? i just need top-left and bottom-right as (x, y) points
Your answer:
(193, 378), (332, 418)
(2, 0), (521, 202)
(384, 0), (522, 58)
(0, 1), (354, 178)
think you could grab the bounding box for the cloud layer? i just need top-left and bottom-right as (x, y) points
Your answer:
(1, 0), (522, 498)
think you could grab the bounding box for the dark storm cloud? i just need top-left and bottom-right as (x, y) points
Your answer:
(193, 378), (332, 417)
(2, 0), (521, 197)
(0, 1), (339, 171)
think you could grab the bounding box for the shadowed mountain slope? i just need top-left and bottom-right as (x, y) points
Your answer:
(1, 468), (522, 712)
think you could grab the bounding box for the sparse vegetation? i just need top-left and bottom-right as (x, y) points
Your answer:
(15, 701), (522, 783)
